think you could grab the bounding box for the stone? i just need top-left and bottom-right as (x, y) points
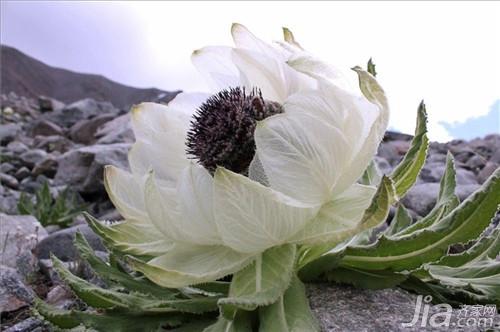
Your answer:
(54, 143), (130, 193)
(0, 172), (19, 189)
(0, 265), (34, 312)
(69, 113), (116, 144)
(38, 95), (65, 113)
(373, 156), (392, 175)
(30, 119), (64, 137)
(45, 98), (118, 127)
(0, 190), (20, 214)
(383, 130), (413, 142)
(477, 161), (499, 184)
(489, 148), (500, 164)
(377, 141), (410, 166)
(19, 149), (48, 168)
(0, 123), (22, 145)
(14, 166), (31, 180)
(6, 141), (28, 154)
(32, 156), (58, 177)
(426, 153), (447, 164)
(0, 162), (15, 174)
(419, 162), (478, 185)
(308, 283), (496, 331)
(46, 285), (75, 309)
(465, 154), (487, 172)
(0, 213), (48, 268)
(33, 134), (75, 153)
(3, 317), (46, 332)
(34, 224), (106, 261)
(15, 251), (39, 283)
(95, 113), (134, 144)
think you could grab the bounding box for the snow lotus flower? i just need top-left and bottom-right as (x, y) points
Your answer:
(97, 24), (389, 288)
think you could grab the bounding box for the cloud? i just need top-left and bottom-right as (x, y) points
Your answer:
(440, 100), (500, 140)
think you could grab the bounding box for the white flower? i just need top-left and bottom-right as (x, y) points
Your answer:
(98, 24), (389, 288)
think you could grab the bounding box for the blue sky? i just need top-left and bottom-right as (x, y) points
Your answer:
(1, 1), (499, 141)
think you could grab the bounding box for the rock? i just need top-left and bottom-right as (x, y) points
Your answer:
(426, 153), (447, 164)
(30, 119), (64, 136)
(95, 113), (134, 144)
(69, 113), (116, 144)
(477, 162), (499, 184)
(15, 251), (39, 283)
(3, 317), (46, 332)
(46, 285), (75, 309)
(34, 224), (105, 261)
(0, 172), (19, 189)
(490, 148), (500, 164)
(0, 189), (20, 214)
(33, 134), (75, 153)
(420, 163), (478, 185)
(0, 162), (15, 174)
(32, 156), (58, 177)
(0, 213), (48, 268)
(377, 141), (410, 166)
(6, 141), (28, 154)
(45, 98), (118, 127)
(19, 149), (48, 168)
(0, 265), (34, 312)
(465, 154), (487, 172)
(14, 166), (31, 180)
(402, 183), (479, 216)
(0, 123), (22, 145)
(38, 95), (65, 113)
(308, 283), (494, 331)
(54, 143), (130, 193)
(383, 130), (413, 142)
(373, 156), (392, 175)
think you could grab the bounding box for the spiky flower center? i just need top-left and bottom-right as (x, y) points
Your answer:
(186, 87), (282, 174)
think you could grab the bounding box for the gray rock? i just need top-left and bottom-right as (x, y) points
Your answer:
(373, 156), (392, 175)
(465, 154), (487, 172)
(14, 166), (31, 180)
(3, 317), (46, 332)
(45, 98), (118, 127)
(477, 162), (499, 184)
(46, 285), (75, 309)
(308, 283), (496, 331)
(0, 213), (48, 268)
(38, 95), (65, 113)
(0, 123), (22, 144)
(54, 143), (130, 193)
(95, 113), (134, 144)
(6, 141), (28, 154)
(426, 153), (447, 164)
(0, 265), (34, 312)
(19, 149), (48, 168)
(0, 162), (15, 174)
(15, 251), (39, 283)
(33, 134), (76, 153)
(0, 172), (19, 189)
(0, 190), (20, 214)
(420, 163), (478, 185)
(70, 113), (115, 144)
(490, 148), (500, 164)
(377, 141), (410, 166)
(31, 119), (64, 137)
(34, 224), (105, 261)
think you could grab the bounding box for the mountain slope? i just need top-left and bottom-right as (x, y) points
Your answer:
(0, 45), (179, 109)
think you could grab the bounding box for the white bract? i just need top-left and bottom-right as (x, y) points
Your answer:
(100, 24), (389, 288)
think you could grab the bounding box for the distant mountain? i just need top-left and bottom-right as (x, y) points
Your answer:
(440, 100), (500, 140)
(0, 45), (179, 109)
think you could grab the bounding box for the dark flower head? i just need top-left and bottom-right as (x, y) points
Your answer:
(186, 87), (282, 174)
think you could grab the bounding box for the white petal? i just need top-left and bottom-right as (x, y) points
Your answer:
(287, 53), (349, 90)
(332, 68), (389, 195)
(176, 163), (221, 245)
(290, 184), (376, 244)
(214, 168), (318, 253)
(255, 110), (350, 205)
(192, 46), (240, 90)
(128, 244), (254, 288)
(231, 23), (279, 58)
(104, 165), (147, 221)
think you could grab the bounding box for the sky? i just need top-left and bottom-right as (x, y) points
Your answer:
(1, 1), (499, 142)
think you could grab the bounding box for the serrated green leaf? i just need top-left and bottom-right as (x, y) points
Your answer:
(359, 160), (382, 186)
(325, 267), (408, 290)
(341, 168), (500, 271)
(74, 232), (177, 299)
(385, 204), (412, 236)
(203, 312), (254, 332)
(259, 275), (319, 332)
(218, 244), (296, 320)
(390, 101), (429, 200)
(367, 58), (377, 77)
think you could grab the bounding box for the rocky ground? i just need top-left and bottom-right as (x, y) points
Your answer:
(1, 92), (499, 331)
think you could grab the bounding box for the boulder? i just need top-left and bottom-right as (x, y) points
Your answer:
(44, 98), (118, 127)
(0, 266), (34, 313)
(477, 162), (499, 184)
(95, 113), (134, 144)
(19, 149), (48, 168)
(0, 213), (48, 268)
(30, 119), (64, 137)
(54, 143), (130, 193)
(0, 123), (21, 145)
(69, 113), (115, 144)
(38, 95), (65, 113)
(34, 224), (105, 261)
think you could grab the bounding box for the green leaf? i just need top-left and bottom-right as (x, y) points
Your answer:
(74, 232), (177, 299)
(259, 276), (319, 332)
(367, 58), (377, 77)
(341, 168), (500, 271)
(390, 101), (429, 200)
(359, 160), (382, 186)
(325, 267), (408, 290)
(385, 204), (412, 236)
(218, 244), (296, 320)
(203, 312), (254, 332)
